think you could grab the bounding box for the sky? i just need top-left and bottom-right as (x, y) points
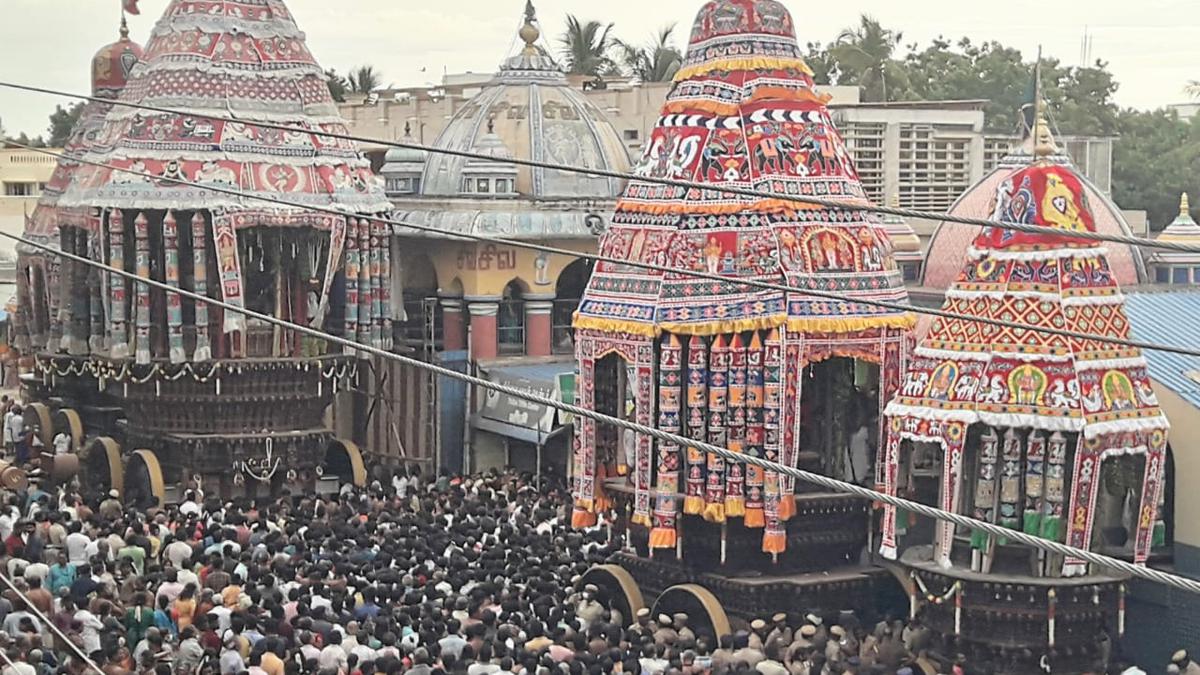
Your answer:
(1, 0), (1197, 139)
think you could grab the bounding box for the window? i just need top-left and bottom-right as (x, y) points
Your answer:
(498, 281), (525, 355)
(3, 182), (34, 196)
(494, 179), (510, 194)
(476, 178), (490, 193)
(623, 129), (640, 141)
(1193, 267), (1200, 283)
(1156, 267), (1170, 284)
(902, 263), (919, 282)
(1173, 267), (1189, 284)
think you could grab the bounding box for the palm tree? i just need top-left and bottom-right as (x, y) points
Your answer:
(325, 69), (348, 103)
(558, 16), (616, 78)
(1187, 80), (1200, 99)
(347, 65), (382, 94)
(615, 25), (684, 82)
(830, 15), (904, 102)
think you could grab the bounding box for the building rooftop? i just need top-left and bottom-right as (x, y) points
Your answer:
(1124, 290), (1200, 410)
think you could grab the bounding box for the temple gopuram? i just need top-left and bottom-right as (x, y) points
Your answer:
(572, 0), (915, 632)
(12, 0), (391, 503)
(880, 119), (1170, 674)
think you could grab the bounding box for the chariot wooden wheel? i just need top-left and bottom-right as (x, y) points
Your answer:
(580, 564), (645, 626)
(125, 450), (166, 509)
(25, 402), (53, 448)
(53, 408), (84, 452)
(651, 583), (732, 640)
(81, 437), (124, 501)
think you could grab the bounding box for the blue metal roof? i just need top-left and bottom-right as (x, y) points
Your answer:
(1124, 291), (1200, 410)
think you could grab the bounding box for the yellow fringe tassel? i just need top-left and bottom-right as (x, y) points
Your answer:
(574, 313), (917, 340)
(662, 86), (831, 117)
(778, 496), (796, 521)
(618, 198), (825, 217)
(572, 508), (597, 529)
(702, 502), (727, 524)
(674, 56), (814, 82)
(616, 464), (630, 476)
(631, 513), (652, 527)
(744, 508), (765, 529)
(683, 495), (705, 516)
(762, 532), (787, 555)
(649, 527), (678, 549)
(724, 497), (746, 518)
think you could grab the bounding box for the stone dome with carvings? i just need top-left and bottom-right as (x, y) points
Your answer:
(387, 1), (631, 239)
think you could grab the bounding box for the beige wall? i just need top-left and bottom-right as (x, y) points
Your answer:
(1150, 380), (1200, 549)
(0, 147), (60, 259)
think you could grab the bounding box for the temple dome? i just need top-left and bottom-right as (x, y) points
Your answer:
(921, 121), (1146, 289)
(412, 3), (630, 201)
(1156, 193), (1199, 244)
(91, 19), (144, 98)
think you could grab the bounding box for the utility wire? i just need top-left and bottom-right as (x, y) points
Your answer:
(8, 138), (1200, 362)
(1, 224), (1198, 599)
(0, 570), (105, 674)
(2, 80), (1196, 256)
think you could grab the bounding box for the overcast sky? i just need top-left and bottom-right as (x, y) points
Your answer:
(1, 0), (1196, 138)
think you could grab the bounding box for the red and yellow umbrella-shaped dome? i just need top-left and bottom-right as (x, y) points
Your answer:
(886, 162), (1168, 437)
(574, 0), (913, 338)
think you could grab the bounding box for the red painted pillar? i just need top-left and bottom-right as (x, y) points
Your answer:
(441, 298), (466, 352)
(468, 301), (499, 361)
(524, 295), (555, 357)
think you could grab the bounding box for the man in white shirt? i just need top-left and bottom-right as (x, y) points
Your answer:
(64, 525), (90, 567)
(3, 407), (22, 457)
(73, 598), (104, 656)
(318, 633), (349, 673)
(52, 432), (71, 456)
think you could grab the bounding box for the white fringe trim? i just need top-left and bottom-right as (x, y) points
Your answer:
(976, 410), (1086, 432)
(1083, 415), (1171, 439)
(97, 147), (371, 168)
(132, 57), (329, 80)
(150, 15), (306, 40)
(882, 401), (978, 425)
(945, 288), (1059, 301)
(913, 346), (992, 362)
(1074, 356), (1149, 371)
(966, 246), (1109, 261)
(105, 102), (344, 125)
(1060, 292), (1125, 306)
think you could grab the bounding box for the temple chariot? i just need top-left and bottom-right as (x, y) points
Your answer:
(570, 3), (1170, 673)
(12, 0), (392, 502)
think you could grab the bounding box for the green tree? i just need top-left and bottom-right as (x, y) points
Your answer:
(828, 15), (906, 102)
(1187, 81), (1200, 99)
(47, 102), (84, 148)
(326, 68), (348, 103)
(804, 40), (838, 85)
(1112, 108), (1200, 229)
(558, 16), (616, 78)
(347, 65), (382, 94)
(615, 25), (683, 82)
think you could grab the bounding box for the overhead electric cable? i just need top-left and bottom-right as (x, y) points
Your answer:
(2, 80), (1198, 256)
(6, 138), (1199, 362)
(1, 224), (1198, 599)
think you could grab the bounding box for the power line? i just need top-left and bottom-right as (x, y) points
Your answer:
(8, 138), (1200, 363)
(0, 571), (105, 674)
(1, 224), (1198, 599)
(2, 80), (1197, 257)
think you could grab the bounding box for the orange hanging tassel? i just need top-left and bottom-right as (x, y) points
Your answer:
(744, 508), (765, 529)
(778, 495), (796, 521)
(572, 508), (597, 529)
(762, 532), (787, 555)
(649, 527), (678, 549)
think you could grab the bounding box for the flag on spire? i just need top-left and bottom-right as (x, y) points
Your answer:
(123, 0), (140, 15)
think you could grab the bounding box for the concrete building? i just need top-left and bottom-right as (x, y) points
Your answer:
(0, 145), (60, 259)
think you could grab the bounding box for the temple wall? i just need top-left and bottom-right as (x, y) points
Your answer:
(413, 237), (593, 299)
(1149, 383), (1200, 551)
(1122, 383), (1200, 670)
